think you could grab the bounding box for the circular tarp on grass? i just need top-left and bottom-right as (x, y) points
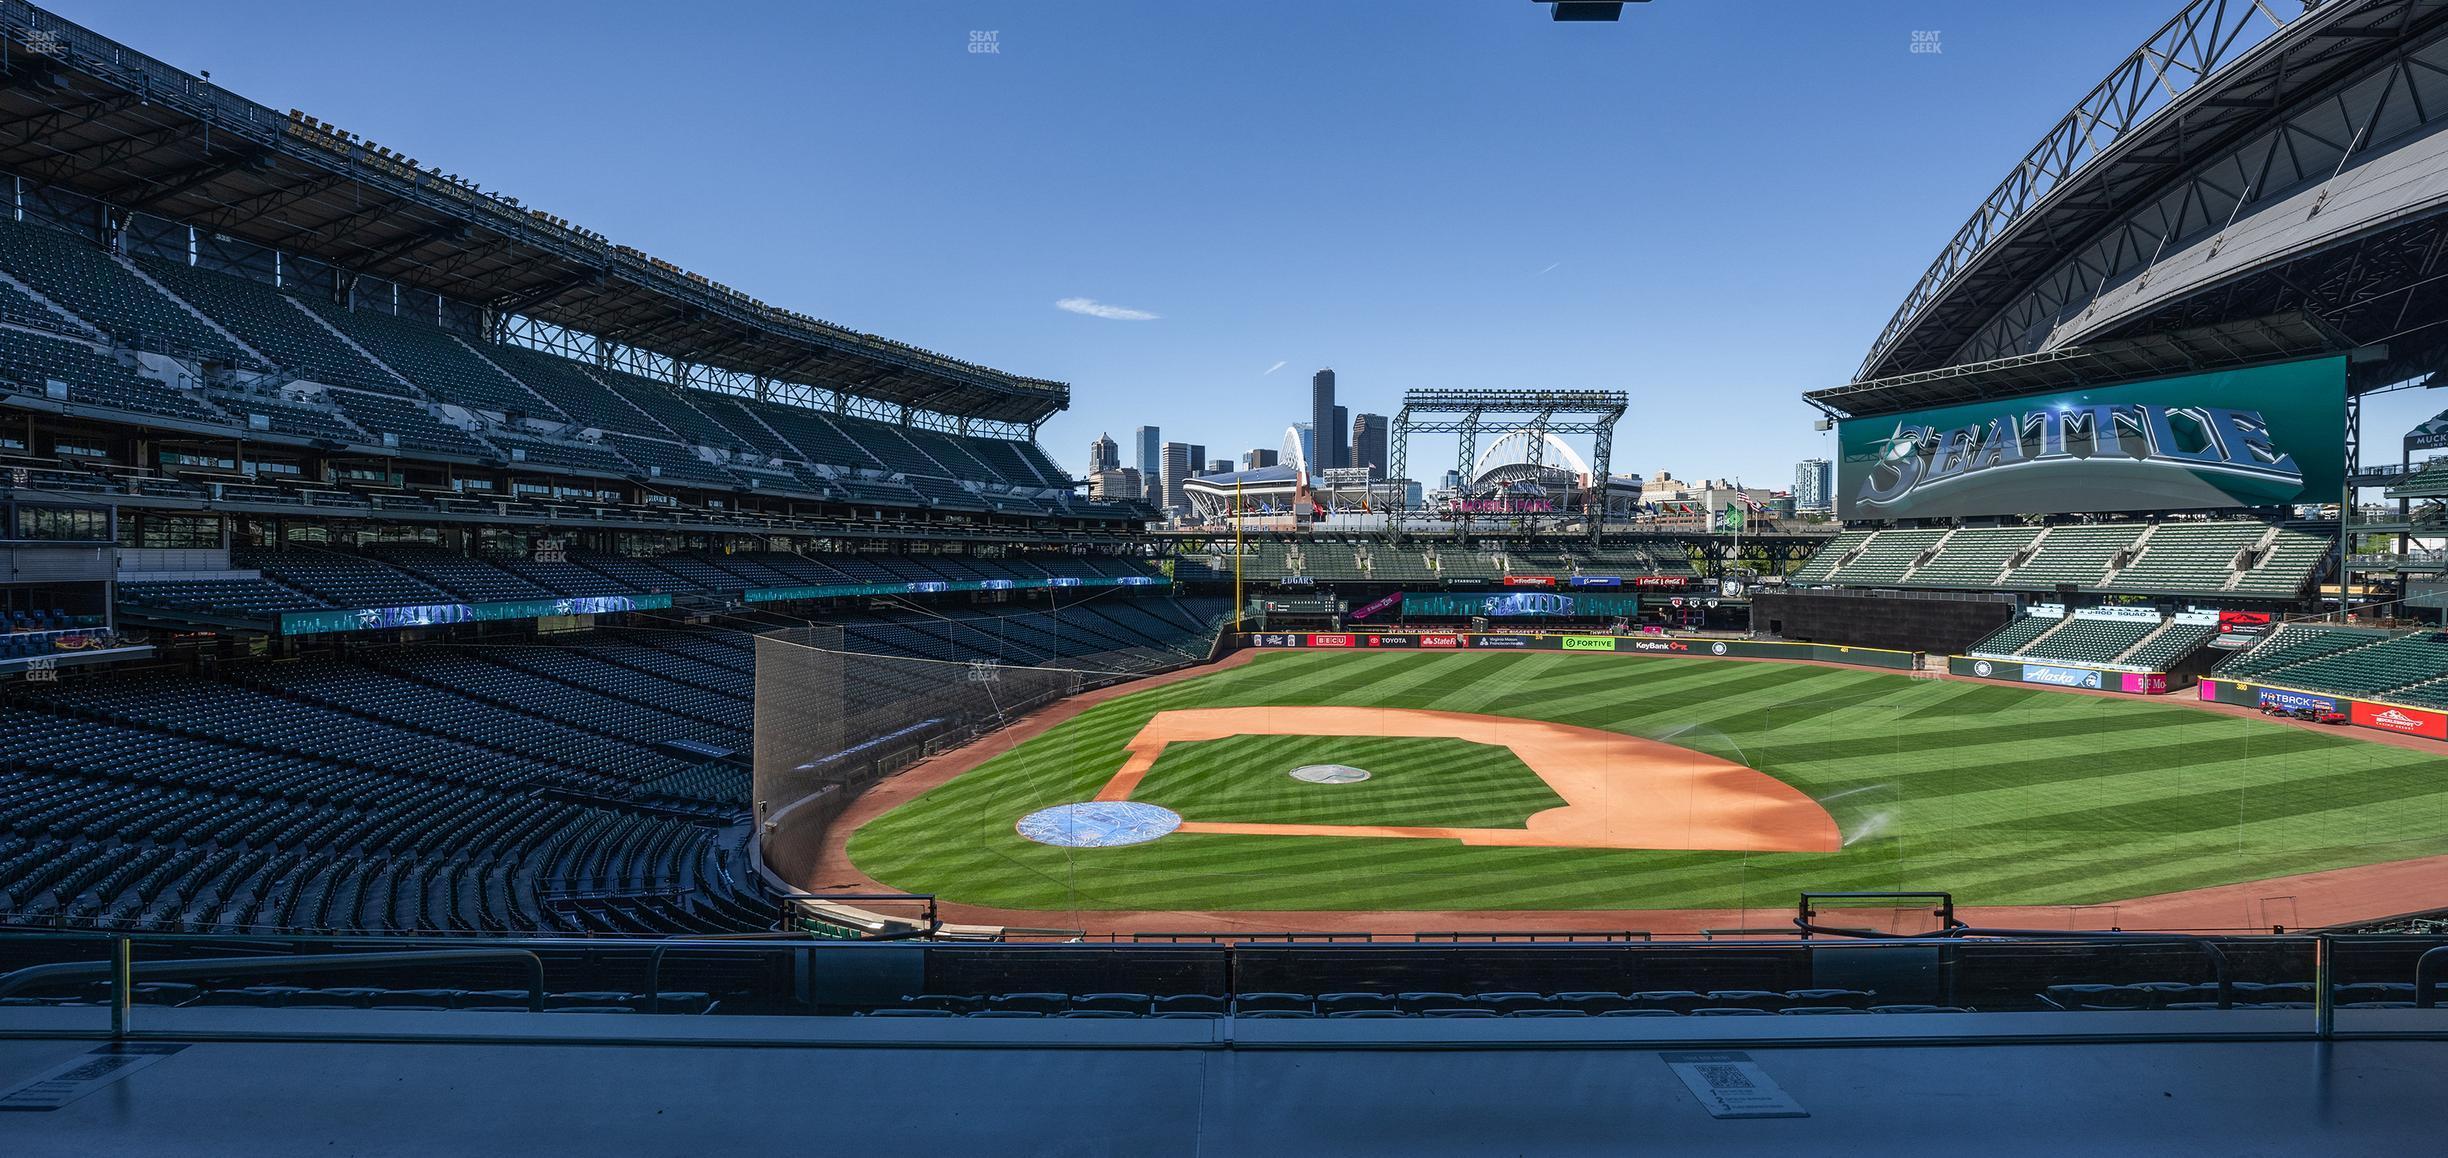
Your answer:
(1015, 801), (1182, 848)
(1290, 764), (1372, 784)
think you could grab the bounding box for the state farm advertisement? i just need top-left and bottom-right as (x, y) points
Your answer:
(1417, 634), (1468, 649)
(2351, 701), (2448, 740)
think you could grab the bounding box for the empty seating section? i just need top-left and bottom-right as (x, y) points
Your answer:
(833, 414), (944, 475)
(1901, 527), (2038, 586)
(324, 389), (497, 458)
(2122, 621), (2218, 671)
(603, 435), (738, 489)
(692, 396), (803, 461)
(205, 389), (366, 442)
(238, 547), (452, 607)
(2019, 617), (2160, 666)
(2237, 632), (2448, 698)
(2215, 625), (2390, 681)
(119, 576), (328, 615)
(0, 594), (1224, 937)
(1791, 523), (2324, 596)
(0, 219), (246, 362)
(750, 401), (881, 470)
(0, 328), (223, 423)
(1823, 528), (1946, 585)
(593, 368), (746, 447)
(1789, 530), (1872, 583)
(491, 434), (635, 477)
(2102, 524), (2269, 595)
(2230, 528), (2331, 598)
(482, 342), (669, 437)
(132, 257), (396, 388)
(0, 273), (72, 331)
(1967, 616), (2058, 657)
(1999, 524), (2145, 588)
(363, 546), (556, 603)
(306, 301), (559, 418)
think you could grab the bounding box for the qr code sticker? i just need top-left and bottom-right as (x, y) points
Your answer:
(1694, 1064), (1754, 1089)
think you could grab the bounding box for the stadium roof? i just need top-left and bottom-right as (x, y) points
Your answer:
(1861, 0), (2448, 381)
(1806, 312), (2343, 419)
(1184, 464), (1302, 489)
(0, 4), (1066, 426)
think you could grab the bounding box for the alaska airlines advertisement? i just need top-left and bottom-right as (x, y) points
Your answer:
(1836, 356), (2345, 520)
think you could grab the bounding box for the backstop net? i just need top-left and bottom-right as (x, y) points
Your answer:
(752, 624), (1138, 885)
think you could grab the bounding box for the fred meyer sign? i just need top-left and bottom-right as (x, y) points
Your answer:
(1837, 356), (2344, 519)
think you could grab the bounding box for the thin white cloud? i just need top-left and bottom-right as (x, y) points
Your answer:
(1534, 261), (1562, 277)
(1056, 296), (1160, 321)
(1263, 360), (1287, 376)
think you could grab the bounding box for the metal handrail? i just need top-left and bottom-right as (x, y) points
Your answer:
(0, 945), (551, 1018)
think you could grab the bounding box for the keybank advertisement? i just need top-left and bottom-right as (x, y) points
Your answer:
(1837, 356), (2345, 519)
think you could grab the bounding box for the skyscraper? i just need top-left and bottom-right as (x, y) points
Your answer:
(1087, 432), (1118, 476)
(1330, 405), (1349, 471)
(1186, 444), (1207, 482)
(1160, 441), (1194, 512)
(1350, 412), (1388, 479)
(1135, 425), (1161, 480)
(1793, 458), (1834, 512)
(1309, 369), (1338, 472)
(1207, 458), (1232, 476)
(1242, 448), (1279, 470)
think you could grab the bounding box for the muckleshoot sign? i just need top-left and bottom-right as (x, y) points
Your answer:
(1837, 356), (2345, 520)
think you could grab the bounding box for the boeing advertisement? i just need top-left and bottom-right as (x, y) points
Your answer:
(1836, 356), (2345, 520)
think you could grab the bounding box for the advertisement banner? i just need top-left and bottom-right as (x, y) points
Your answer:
(2257, 688), (2338, 713)
(1471, 635), (1534, 648)
(1306, 634), (1356, 648)
(1348, 592), (1403, 620)
(1417, 634), (1468, 648)
(2117, 672), (2170, 695)
(1503, 576), (1556, 588)
(2352, 701), (2448, 739)
(1628, 638), (1692, 653)
(1559, 635), (1618, 651)
(1401, 591), (1642, 619)
(1363, 633), (1416, 647)
(2021, 664), (2104, 689)
(1837, 355), (2346, 519)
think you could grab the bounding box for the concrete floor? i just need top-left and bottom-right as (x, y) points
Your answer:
(0, 1029), (2439, 1156)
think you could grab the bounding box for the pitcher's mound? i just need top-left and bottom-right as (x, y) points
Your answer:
(1290, 764), (1372, 784)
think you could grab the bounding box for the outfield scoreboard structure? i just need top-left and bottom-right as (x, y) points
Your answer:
(1835, 356), (2347, 521)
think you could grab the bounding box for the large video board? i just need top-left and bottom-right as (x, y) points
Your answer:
(1836, 356), (2345, 520)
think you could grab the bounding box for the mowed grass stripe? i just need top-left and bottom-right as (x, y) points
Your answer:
(846, 650), (2448, 912)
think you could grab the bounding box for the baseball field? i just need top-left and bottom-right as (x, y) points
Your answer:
(842, 649), (2448, 921)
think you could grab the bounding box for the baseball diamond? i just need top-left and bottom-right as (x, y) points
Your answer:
(842, 648), (2448, 923)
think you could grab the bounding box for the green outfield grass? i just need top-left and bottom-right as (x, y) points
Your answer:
(1129, 735), (1565, 829)
(845, 650), (2448, 913)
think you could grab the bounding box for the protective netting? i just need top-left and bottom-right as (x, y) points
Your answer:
(752, 625), (1129, 882)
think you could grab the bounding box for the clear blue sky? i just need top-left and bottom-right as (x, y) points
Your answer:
(59, 1), (2226, 485)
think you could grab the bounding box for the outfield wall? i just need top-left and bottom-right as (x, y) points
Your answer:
(1944, 655), (2175, 695)
(2199, 677), (2448, 741)
(1235, 631), (1919, 670)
